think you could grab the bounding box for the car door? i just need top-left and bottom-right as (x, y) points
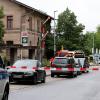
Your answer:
(0, 70), (5, 100)
(0, 71), (3, 100)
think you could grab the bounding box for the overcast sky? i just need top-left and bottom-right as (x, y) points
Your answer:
(17, 0), (100, 33)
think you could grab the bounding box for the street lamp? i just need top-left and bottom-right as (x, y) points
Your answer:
(92, 32), (95, 55)
(54, 10), (58, 56)
(93, 33), (94, 54)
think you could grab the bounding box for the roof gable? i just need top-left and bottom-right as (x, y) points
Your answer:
(10, 0), (53, 19)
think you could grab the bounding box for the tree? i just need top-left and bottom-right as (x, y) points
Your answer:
(95, 25), (100, 49)
(81, 32), (94, 55)
(82, 26), (100, 55)
(45, 8), (85, 59)
(0, 7), (4, 44)
(56, 8), (85, 50)
(45, 33), (54, 59)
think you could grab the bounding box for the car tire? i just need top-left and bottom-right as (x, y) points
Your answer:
(72, 72), (77, 78)
(2, 89), (9, 100)
(51, 73), (54, 77)
(57, 75), (60, 77)
(86, 70), (89, 73)
(41, 76), (46, 83)
(33, 76), (37, 85)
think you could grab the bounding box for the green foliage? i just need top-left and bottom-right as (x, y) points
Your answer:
(0, 7), (4, 44)
(56, 8), (85, 51)
(81, 26), (100, 55)
(45, 8), (85, 58)
(80, 32), (94, 55)
(45, 9), (100, 57)
(95, 25), (100, 49)
(42, 59), (50, 67)
(45, 33), (54, 59)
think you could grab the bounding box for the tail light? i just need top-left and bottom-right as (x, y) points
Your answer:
(51, 64), (56, 67)
(32, 67), (37, 70)
(10, 66), (16, 68)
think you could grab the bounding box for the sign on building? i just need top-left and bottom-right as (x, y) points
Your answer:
(21, 31), (29, 46)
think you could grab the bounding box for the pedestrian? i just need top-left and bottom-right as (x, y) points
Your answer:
(0, 56), (3, 68)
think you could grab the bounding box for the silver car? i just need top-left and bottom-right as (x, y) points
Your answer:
(0, 68), (9, 100)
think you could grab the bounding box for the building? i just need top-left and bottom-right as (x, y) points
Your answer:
(0, 0), (53, 64)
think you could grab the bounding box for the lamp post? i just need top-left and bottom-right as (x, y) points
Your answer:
(54, 10), (58, 56)
(92, 32), (95, 55)
(93, 33), (94, 54)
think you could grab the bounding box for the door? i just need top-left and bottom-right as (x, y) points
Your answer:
(29, 49), (35, 59)
(10, 48), (17, 64)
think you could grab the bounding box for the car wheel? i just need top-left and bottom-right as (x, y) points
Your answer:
(51, 73), (54, 77)
(33, 76), (37, 85)
(41, 76), (46, 83)
(86, 70), (89, 73)
(72, 72), (77, 78)
(57, 75), (60, 77)
(2, 89), (8, 100)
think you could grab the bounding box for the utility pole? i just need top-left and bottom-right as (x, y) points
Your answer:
(54, 10), (57, 56)
(93, 33), (94, 54)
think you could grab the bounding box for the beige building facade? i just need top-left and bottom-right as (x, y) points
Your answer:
(0, 0), (52, 64)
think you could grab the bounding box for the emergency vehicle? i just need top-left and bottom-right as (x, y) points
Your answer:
(50, 50), (89, 74)
(51, 57), (78, 77)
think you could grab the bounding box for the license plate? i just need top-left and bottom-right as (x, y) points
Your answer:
(13, 75), (23, 78)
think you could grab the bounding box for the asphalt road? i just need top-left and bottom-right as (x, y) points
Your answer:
(9, 71), (100, 100)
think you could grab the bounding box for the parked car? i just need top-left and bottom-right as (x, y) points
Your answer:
(51, 57), (79, 77)
(7, 59), (46, 84)
(82, 58), (90, 73)
(0, 68), (9, 100)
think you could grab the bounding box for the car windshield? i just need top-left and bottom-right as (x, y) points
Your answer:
(53, 58), (68, 64)
(13, 60), (37, 68)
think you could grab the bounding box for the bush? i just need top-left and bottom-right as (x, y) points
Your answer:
(42, 59), (50, 67)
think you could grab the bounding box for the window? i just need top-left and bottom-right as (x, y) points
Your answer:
(7, 16), (13, 29)
(53, 58), (68, 64)
(37, 19), (40, 32)
(6, 41), (13, 45)
(29, 17), (32, 31)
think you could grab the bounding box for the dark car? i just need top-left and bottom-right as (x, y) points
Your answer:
(0, 68), (9, 100)
(7, 59), (46, 84)
(83, 58), (90, 73)
(51, 57), (79, 77)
